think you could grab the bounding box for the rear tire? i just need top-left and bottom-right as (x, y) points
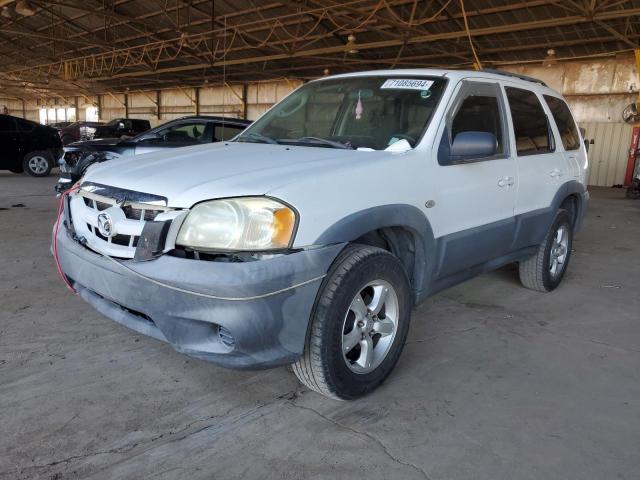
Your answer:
(519, 209), (573, 292)
(293, 245), (412, 400)
(23, 151), (53, 177)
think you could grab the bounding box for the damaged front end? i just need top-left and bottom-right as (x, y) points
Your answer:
(53, 182), (344, 369)
(55, 150), (120, 197)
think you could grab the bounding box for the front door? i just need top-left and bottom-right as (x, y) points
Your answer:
(432, 80), (517, 278)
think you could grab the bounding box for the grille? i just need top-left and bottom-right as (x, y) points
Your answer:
(70, 186), (173, 259)
(82, 196), (164, 221)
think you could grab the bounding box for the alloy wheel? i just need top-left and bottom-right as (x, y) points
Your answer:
(342, 279), (399, 374)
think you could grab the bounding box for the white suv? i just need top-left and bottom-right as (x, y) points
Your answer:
(54, 69), (588, 400)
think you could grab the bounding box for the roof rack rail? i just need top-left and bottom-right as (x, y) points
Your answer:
(480, 68), (548, 87)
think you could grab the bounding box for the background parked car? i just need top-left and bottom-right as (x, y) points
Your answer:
(58, 121), (104, 145)
(93, 118), (151, 139)
(55, 115), (251, 193)
(0, 114), (62, 177)
(51, 121), (73, 129)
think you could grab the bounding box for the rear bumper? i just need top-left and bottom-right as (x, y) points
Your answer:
(54, 225), (344, 369)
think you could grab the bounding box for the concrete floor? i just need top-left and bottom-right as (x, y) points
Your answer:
(1, 173), (639, 480)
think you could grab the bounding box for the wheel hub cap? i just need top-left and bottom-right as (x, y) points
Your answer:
(341, 280), (399, 374)
(28, 156), (48, 174)
(549, 225), (569, 277)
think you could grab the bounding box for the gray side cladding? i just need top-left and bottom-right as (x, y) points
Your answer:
(312, 181), (587, 303)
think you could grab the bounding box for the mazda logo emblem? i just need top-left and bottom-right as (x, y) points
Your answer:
(97, 212), (114, 238)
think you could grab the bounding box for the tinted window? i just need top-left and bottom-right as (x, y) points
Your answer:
(544, 95), (580, 150)
(451, 95), (504, 155)
(214, 124), (245, 141)
(505, 87), (553, 155)
(131, 120), (149, 130)
(0, 116), (16, 132)
(156, 122), (207, 143)
(16, 118), (35, 131)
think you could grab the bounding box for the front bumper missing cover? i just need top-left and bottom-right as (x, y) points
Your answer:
(54, 225), (344, 369)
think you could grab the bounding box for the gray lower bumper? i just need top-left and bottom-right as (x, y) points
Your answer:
(54, 226), (345, 369)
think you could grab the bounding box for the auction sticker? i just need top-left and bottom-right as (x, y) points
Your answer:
(381, 79), (434, 90)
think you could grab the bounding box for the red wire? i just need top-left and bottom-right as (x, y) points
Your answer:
(53, 185), (80, 294)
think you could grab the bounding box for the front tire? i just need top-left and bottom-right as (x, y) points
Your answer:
(23, 151), (53, 177)
(293, 245), (412, 400)
(519, 209), (573, 292)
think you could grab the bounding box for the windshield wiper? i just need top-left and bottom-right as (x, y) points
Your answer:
(293, 136), (353, 149)
(236, 131), (280, 145)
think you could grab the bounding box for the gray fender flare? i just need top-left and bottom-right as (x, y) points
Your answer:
(551, 180), (588, 231)
(314, 204), (435, 302)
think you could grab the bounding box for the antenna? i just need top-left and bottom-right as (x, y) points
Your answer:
(222, 15), (226, 121)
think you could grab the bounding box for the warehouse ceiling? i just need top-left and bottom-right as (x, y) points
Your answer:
(0, 0), (639, 99)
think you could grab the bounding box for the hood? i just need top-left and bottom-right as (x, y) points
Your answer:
(83, 141), (395, 208)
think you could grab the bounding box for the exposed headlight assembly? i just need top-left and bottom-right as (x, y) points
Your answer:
(87, 151), (121, 162)
(176, 197), (297, 251)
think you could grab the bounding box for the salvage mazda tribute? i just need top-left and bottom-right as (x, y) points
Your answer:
(53, 69), (588, 399)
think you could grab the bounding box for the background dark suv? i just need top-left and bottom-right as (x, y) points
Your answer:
(0, 114), (62, 177)
(93, 118), (150, 139)
(58, 118), (150, 145)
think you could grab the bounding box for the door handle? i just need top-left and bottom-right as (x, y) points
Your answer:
(549, 169), (564, 178)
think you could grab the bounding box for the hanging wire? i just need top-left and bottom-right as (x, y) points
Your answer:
(459, 0), (483, 70)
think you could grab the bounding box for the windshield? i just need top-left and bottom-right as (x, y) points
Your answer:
(237, 76), (446, 150)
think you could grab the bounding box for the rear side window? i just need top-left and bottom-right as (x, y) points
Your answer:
(505, 87), (554, 156)
(544, 95), (580, 150)
(0, 116), (16, 132)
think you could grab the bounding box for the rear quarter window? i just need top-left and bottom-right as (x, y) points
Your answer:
(505, 87), (554, 156)
(544, 95), (580, 151)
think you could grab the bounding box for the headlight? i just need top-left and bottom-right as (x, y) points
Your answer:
(176, 197), (297, 251)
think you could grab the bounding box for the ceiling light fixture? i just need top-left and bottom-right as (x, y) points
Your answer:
(543, 48), (557, 68)
(346, 34), (359, 54)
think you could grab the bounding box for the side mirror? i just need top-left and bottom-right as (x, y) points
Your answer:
(449, 131), (497, 163)
(583, 139), (589, 153)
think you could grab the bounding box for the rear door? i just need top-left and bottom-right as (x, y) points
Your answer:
(503, 85), (565, 217)
(543, 94), (584, 182)
(0, 116), (20, 169)
(433, 79), (518, 278)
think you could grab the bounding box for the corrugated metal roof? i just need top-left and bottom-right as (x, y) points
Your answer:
(0, 0), (639, 98)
